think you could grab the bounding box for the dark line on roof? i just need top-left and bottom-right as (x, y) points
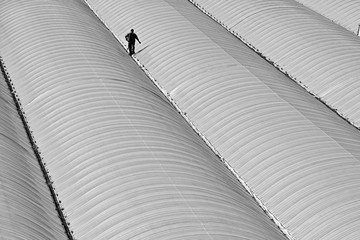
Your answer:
(0, 56), (74, 240)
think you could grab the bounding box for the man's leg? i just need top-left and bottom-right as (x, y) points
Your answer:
(130, 44), (135, 55)
(128, 43), (133, 55)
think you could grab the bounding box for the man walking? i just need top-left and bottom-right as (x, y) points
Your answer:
(125, 29), (141, 56)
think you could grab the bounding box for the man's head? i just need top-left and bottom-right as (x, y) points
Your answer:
(131, 29), (134, 33)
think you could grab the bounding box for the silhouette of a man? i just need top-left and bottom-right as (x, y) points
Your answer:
(125, 29), (141, 56)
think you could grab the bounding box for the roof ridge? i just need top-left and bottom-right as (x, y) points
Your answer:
(0, 56), (74, 240)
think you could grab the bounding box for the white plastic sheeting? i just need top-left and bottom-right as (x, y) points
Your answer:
(0, 64), (67, 238)
(0, 1), (289, 239)
(293, 0), (360, 33)
(85, 0), (360, 239)
(190, 0), (360, 128)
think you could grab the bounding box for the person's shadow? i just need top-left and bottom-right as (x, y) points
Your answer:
(134, 45), (149, 55)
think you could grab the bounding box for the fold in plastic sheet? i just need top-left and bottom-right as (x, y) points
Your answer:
(85, 0), (360, 239)
(0, 66), (67, 238)
(0, 1), (289, 239)
(190, 0), (360, 128)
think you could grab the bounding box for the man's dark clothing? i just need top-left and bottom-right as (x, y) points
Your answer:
(126, 32), (140, 55)
(127, 32), (139, 44)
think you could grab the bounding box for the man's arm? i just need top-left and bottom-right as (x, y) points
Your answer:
(136, 35), (141, 44)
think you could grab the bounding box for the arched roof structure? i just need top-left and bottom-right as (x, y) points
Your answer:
(190, 0), (360, 128)
(1, 0), (360, 239)
(85, 0), (360, 239)
(1, 0), (288, 239)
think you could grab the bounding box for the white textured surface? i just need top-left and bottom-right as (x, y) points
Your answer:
(191, 0), (360, 128)
(0, 1), (288, 239)
(85, 0), (360, 239)
(293, 0), (360, 33)
(0, 65), (67, 239)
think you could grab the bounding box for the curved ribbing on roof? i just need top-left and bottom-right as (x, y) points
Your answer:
(0, 1), (289, 239)
(190, 0), (360, 128)
(85, 0), (360, 239)
(0, 64), (67, 239)
(293, 0), (360, 33)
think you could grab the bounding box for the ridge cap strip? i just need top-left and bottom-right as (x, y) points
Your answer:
(0, 56), (75, 240)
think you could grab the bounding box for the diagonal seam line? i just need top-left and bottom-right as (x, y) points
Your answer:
(79, 2), (216, 238)
(0, 56), (74, 240)
(188, 0), (360, 134)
